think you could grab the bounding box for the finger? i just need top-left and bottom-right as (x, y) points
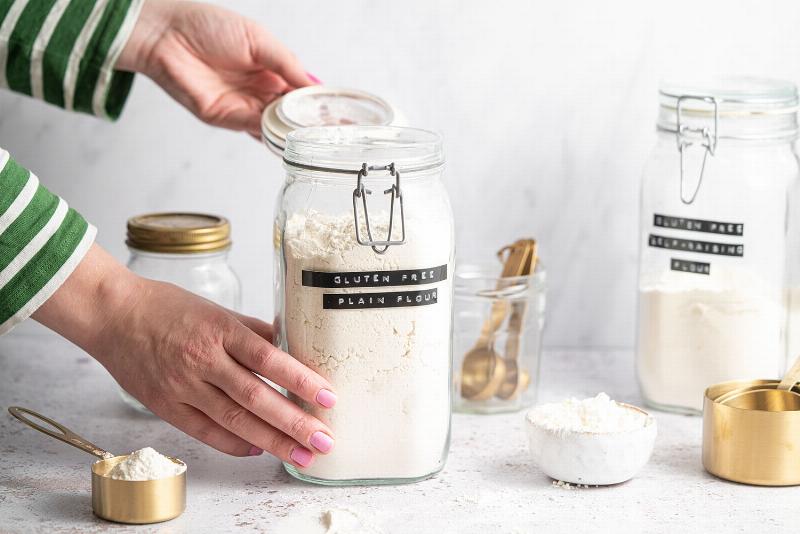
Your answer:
(156, 403), (259, 457)
(195, 383), (316, 468)
(249, 24), (313, 89)
(210, 357), (335, 454)
(223, 326), (337, 409)
(232, 312), (274, 344)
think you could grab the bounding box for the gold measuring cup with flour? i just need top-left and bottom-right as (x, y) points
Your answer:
(702, 355), (800, 486)
(455, 239), (546, 414)
(8, 407), (186, 523)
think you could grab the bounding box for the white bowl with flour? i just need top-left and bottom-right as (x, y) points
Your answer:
(525, 393), (657, 485)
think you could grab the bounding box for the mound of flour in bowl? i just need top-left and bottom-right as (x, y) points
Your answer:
(108, 447), (185, 481)
(527, 393), (648, 433)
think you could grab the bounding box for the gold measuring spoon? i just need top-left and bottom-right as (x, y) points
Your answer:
(460, 239), (535, 401)
(8, 406), (186, 524)
(496, 241), (537, 401)
(718, 355), (800, 411)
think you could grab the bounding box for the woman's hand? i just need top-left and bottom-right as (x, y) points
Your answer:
(117, 0), (317, 136)
(34, 244), (335, 468)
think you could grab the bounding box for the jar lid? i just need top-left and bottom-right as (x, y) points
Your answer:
(657, 76), (799, 139)
(126, 213), (231, 254)
(283, 126), (444, 175)
(262, 86), (395, 155)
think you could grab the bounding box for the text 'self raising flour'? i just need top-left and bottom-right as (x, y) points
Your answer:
(272, 125), (455, 485)
(636, 77), (800, 414)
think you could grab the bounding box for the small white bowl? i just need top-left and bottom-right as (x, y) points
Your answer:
(525, 402), (657, 485)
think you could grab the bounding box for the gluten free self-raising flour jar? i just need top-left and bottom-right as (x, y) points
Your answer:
(636, 78), (799, 414)
(273, 126), (454, 485)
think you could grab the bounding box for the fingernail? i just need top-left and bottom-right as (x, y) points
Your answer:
(310, 431), (334, 453)
(306, 71), (322, 84)
(290, 446), (314, 467)
(316, 389), (337, 408)
(249, 446), (263, 456)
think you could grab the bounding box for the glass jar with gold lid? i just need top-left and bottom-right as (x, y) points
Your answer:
(120, 212), (241, 412)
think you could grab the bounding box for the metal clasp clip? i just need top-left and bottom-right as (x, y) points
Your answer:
(676, 95), (718, 205)
(352, 162), (406, 254)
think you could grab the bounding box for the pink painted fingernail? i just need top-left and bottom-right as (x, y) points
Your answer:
(249, 446), (263, 456)
(307, 71), (322, 84)
(310, 431), (334, 453)
(290, 446), (314, 467)
(316, 389), (337, 408)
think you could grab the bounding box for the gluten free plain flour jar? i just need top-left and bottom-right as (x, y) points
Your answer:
(273, 126), (454, 484)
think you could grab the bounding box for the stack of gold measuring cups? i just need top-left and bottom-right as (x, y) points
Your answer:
(703, 357), (800, 486)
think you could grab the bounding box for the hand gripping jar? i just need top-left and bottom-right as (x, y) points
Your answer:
(636, 77), (800, 414)
(273, 126), (454, 485)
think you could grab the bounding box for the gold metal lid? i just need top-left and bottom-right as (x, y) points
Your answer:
(126, 213), (231, 254)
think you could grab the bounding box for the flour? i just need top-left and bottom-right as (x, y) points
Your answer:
(107, 447), (185, 481)
(272, 508), (384, 534)
(527, 393), (647, 434)
(281, 210), (452, 481)
(637, 268), (783, 412)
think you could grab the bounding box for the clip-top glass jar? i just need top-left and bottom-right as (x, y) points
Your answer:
(636, 77), (799, 414)
(120, 213), (241, 412)
(273, 126), (454, 485)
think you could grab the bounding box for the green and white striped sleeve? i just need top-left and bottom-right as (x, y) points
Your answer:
(0, 148), (96, 334)
(0, 0), (144, 119)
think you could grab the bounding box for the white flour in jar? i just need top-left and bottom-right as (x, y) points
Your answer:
(107, 447), (185, 481)
(637, 269), (783, 412)
(282, 211), (452, 481)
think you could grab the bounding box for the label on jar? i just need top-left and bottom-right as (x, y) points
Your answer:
(323, 288), (438, 309)
(670, 258), (710, 275)
(653, 214), (743, 236)
(649, 212), (744, 275)
(303, 265), (447, 310)
(648, 234), (743, 256)
(302, 265), (447, 288)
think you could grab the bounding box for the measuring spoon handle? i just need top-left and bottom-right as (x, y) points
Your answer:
(8, 406), (114, 460)
(778, 355), (800, 391)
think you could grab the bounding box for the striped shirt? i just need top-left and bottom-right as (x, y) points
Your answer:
(0, 0), (143, 334)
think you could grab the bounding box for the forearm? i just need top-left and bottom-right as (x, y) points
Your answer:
(32, 243), (143, 356)
(0, 0), (145, 118)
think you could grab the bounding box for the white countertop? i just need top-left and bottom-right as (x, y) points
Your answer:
(1, 325), (796, 533)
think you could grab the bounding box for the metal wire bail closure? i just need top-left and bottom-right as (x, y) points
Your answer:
(676, 95), (718, 205)
(352, 162), (406, 254)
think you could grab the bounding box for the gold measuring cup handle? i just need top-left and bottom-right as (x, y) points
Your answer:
(8, 406), (114, 460)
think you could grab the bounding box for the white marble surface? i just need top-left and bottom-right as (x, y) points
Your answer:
(3, 0), (800, 347)
(1, 326), (798, 533)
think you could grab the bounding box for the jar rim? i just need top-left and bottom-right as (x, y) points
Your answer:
(659, 76), (799, 111)
(283, 126), (444, 174)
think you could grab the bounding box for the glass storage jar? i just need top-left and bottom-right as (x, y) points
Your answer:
(453, 261), (545, 414)
(636, 77), (799, 414)
(273, 126), (454, 485)
(120, 213), (241, 412)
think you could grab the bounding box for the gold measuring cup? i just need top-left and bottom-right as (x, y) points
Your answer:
(703, 355), (800, 485)
(8, 407), (186, 524)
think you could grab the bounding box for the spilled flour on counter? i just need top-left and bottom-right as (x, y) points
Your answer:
(527, 393), (649, 434)
(107, 447), (185, 480)
(272, 508), (384, 534)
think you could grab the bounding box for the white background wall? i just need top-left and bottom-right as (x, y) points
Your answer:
(2, 0), (799, 348)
